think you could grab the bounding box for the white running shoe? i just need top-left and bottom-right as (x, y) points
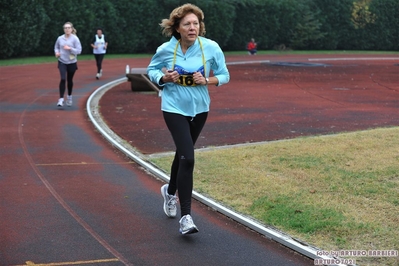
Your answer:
(179, 214), (199, 235)
(96, 73), (100, 79)
(57, 98), (64, 107)
(161, 184), (177, 218)
(99, 69), (102, 77)
(66, 95), (72, 107)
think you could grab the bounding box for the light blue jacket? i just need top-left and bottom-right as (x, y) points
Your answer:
(54, 34), (82, 64)
(147, 36), (230, 117)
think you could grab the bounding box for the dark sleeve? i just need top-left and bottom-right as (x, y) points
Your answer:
(92, 36), (96, 44)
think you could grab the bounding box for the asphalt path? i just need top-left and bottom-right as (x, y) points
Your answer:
(0, 59), (313, 266)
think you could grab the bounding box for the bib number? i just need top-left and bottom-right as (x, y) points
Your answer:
(178, 74), (197, 87)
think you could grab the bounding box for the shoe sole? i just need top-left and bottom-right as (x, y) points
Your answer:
(180, 226), (199, 235)
(161, 185), (176, 218)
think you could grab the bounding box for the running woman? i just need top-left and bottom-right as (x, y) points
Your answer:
(147, 3), (230, 235)
(91, 28), (108, 79)
(54, 22), (82, 107)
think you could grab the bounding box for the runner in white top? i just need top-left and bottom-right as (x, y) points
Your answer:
(91, 28), (108, 79)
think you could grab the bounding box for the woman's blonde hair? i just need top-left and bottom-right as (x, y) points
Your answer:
(160, 3), (206, 39)
(64, 22), (77, 36)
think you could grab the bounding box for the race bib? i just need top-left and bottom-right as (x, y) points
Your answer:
(174, 64), (204, 87)
(178, 74), (197, 87)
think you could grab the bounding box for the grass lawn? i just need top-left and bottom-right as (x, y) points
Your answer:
(150, 127), (399, 266)
(0, 54), (154, 67)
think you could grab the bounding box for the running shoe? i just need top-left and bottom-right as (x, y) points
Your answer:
(179, 214), (199, 235)
(161, 184), (177, 218)
(66, 95), (72, 107)
(57, 98), (64, 107)
(96, 73), (100, 79)
(99, 69), (102, 77)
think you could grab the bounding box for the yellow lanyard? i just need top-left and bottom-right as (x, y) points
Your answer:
(171, 38), (206, 76)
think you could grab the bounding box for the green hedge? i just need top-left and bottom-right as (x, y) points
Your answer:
(0, 0), (397, 59)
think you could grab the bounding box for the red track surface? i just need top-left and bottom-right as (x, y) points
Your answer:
(1, 54), (398, 266)
(100, 54), (399, 154)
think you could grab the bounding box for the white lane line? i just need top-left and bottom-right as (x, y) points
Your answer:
(227, 60), (270, 65)
(309, 57), (398, 61)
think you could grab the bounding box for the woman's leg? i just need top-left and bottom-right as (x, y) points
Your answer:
(58, 62), (67, 98)
(94, 54), (101, 73)
(163, 112), (208, 216)
(97, 54), (104, 73)
(66, 63), (77, 96)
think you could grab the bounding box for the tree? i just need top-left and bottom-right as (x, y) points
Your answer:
(0, 0), (397, 59)
(351, 0), (376, 29)
(311, 0), (354, 50)
(0, 0), (49, 58)
(366, 0), (399, 50)
(291, 9), (326, 49)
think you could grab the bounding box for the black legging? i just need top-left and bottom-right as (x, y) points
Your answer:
(163, 111), (208, 217)
(58, 61), (77, 98)
(94, 54), (104, 73)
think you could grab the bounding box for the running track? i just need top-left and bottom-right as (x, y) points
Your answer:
(1, 54), (398, 266)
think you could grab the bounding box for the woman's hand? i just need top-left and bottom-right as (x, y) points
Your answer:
(162, 70), (179, 83)
(193, 72), (207, 85)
